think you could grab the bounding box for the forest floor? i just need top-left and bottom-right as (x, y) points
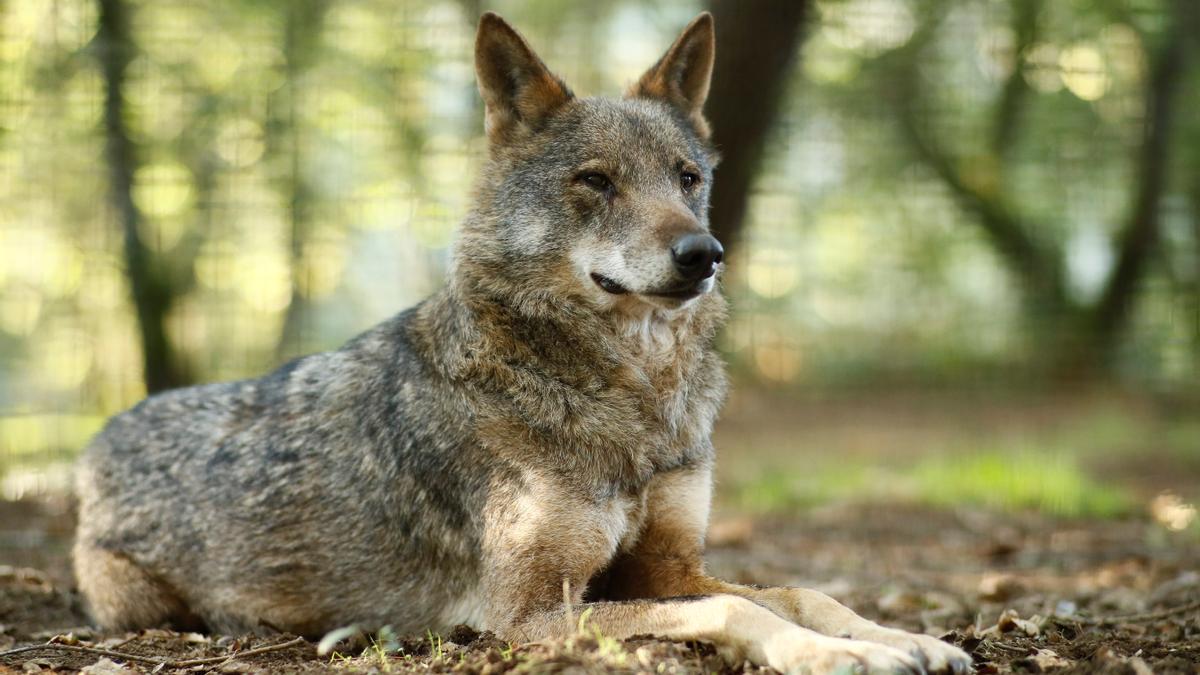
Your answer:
(1, 498), (1198, 674)
(2, 387), (1198, 673)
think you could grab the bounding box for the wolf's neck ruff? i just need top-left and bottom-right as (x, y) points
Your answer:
(415, 264), (726, 441)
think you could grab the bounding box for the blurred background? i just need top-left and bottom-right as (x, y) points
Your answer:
(0, 0), (1197, 536)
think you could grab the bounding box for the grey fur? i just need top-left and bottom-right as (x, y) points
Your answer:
(74, 18), (976, 672)
(74, 19), (725, 638)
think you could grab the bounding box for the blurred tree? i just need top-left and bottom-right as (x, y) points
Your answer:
(1090, 0), (1193, 366)
(885, 0), (1196, 377)
(273, 0), (330, 360)
(96, 0), (192, 393)
(706, 0), (811, 249)
(1189, 121), (1200, 360)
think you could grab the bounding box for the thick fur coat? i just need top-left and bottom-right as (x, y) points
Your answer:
(74, 13), (971, 674)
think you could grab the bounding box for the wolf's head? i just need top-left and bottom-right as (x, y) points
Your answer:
(457, 13), (722, 322)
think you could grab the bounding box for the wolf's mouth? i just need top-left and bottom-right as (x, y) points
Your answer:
(648, 282), (708, 301)
(590, 273), (629, 295)
(592, 273), (712, 301)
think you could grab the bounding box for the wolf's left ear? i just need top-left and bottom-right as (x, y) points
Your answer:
(629, 13), (715, 139)
(475, 13), (574, 144)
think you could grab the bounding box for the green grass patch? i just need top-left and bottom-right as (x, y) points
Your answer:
(725, 462), (870, 513)
(909, 451), (1133, 518)
(722, 452), (1134, 519)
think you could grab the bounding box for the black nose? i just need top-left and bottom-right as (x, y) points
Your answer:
(670, 233), (724, 281)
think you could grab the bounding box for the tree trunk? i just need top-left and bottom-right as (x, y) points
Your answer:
(1086, 0), (1193, 367)
(885, 0), (1194, 379)
(705, 0), (810, 250)
(97, 0), (188, 393)
(274, 0), (329, 361)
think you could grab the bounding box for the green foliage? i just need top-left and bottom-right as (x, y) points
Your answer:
(1, 0), (1197, 491)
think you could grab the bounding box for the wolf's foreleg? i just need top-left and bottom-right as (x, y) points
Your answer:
(599, 465), (973, 673)
(699, 582), (972, 674)
(480, 470), (923, 674)
(505, 594), (923, 674)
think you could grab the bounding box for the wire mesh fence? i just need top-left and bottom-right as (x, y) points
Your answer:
(1, 0), (1198, 498)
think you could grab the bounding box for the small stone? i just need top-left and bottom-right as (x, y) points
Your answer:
(706, 518), (754, 548)
(1129, 656), (1154, 675)
(1015, 649), (1071, 672)
(636, 646), (656, 669)
(979, 573), (1024, 602)
(1054, 600), (1077, 617)
(447, 624), (480, 645)
(877, 589), (923, 615)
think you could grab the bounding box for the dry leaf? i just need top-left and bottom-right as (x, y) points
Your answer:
(80, 658), (130, 674)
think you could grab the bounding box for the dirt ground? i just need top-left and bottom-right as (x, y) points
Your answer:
(2, 496), (1198, 674)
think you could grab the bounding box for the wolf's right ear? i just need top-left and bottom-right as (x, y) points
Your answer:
(628, 13), (715, 139)
(475, 13), (573, 144)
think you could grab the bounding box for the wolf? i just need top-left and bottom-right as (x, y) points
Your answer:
(74, 13), (971, 674)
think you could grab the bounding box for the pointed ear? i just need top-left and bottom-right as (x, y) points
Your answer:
(475, 12), (573, 144)
(628, 13), (715, 138)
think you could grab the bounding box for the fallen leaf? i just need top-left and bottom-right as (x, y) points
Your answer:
(80, 658), (130, 674)
(1026, 648), (1070, 671)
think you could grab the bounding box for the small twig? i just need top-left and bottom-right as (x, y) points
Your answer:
(1075, 597), (1200, 626)
(0, 636), (307, 668)
(0, 643), (164, 665)
(167, 636), (308, 667)
(562, 577), (574, 635)
(109, 634), (144, 650)
(986, 641), (1029, 653)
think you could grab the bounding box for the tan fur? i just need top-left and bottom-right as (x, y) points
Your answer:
(73, 545), (196, 631)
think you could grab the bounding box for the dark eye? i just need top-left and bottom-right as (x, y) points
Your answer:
(580, 172), (613, 193)
(680, 172), (700, 191)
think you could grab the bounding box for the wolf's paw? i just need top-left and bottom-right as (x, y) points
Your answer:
(763, 632), (925, 674)
(853, 628), (972, 674)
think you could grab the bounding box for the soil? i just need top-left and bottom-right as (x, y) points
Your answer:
(1, 498), (1198, 674)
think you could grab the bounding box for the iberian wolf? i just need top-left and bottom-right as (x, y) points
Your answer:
(74, 12), (971, 674)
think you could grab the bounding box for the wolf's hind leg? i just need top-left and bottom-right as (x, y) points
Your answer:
(73, 544), (201, 631)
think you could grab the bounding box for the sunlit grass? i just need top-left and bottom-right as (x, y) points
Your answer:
(724, 452), (1133, 519)
(714, 387), (1200, 521)
(910, 451), (1131, 518)
(727, 463), (870, 513)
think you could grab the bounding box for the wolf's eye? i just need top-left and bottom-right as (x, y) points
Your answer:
(580, 172), (613, 193)
(680, 172), (700, 191)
